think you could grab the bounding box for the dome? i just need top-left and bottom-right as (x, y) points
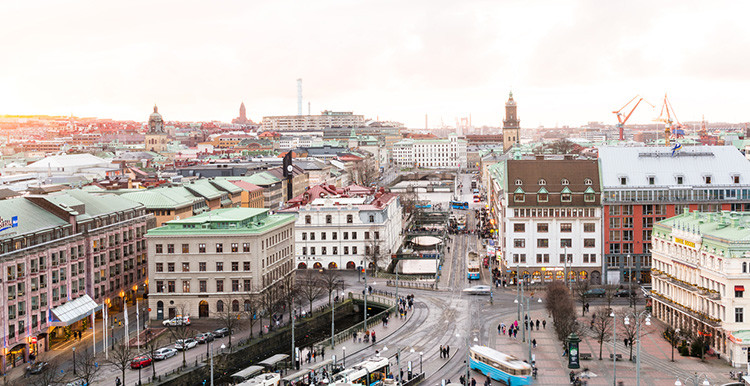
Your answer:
(150, 105), (162, 119)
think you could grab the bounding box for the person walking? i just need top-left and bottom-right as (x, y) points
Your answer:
(446, 345), (450, 357)
(536, 320), (540, 330)
(532, 339), (537, 348)
(542, 319), (546, 329)
(353, 331), (357, 343)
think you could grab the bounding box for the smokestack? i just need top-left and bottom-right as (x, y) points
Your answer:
(308, 102), (311, 116)
(425, 114), (428, 130)
(297, 78), (303, 116)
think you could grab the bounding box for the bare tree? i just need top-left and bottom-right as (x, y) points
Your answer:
(603, 284), (618, 312)
(242, 293), (262, 338)
(28, 358), (64, 386)
(106, 338), (134, 386)
(143, 329), (164, 380)
(279, 273), (299, 323)
(319, 269), (346, 306)
(297, 269), (325, 314)
(216, 294), (245, 350)
(591, 308), (613, 360)
(364, 237), (386, 273)
(260, 288), (279, 333)
(352, 159), (379, 186)
(399, 191), (420, 215)
(545, 281), (580, 347)
(67, 348), (101, 386)
(573, 280), (592, 316)
(164, 305), (195, 368)
(619, 310), (639, 361)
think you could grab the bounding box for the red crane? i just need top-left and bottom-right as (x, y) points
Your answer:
(613, 95), (653, 141)
(655, 93), (686, 146)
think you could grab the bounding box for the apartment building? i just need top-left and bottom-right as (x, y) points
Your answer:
(281, 185), (402, 271)
(494, 156), (603, 284)
(392, 134), (467, 169)
(0, 190), (150, 371)
(599, 146), (750, 285)
(262, 111), (365, 131)
(651, 210), (750, 366)
(146, 208), (295, 320)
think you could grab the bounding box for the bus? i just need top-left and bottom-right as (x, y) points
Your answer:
(231, 365), (265, 383)
(467, 251), (481, 280)
(450, 200), (469, 210)
(330, 357), (390, 386)
(457, 216), (466, 231)
(469, 346), (532, 385)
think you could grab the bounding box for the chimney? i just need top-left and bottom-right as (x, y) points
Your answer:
(683, 207), (690, 216)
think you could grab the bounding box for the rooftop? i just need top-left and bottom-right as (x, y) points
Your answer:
(655, 210), (750, 245)
(148, 207), (295, 235)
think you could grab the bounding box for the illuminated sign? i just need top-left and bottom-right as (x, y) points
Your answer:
(674, 237), (696, 248)
(0, 216), (18, 232)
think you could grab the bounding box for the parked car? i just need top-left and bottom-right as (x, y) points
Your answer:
(584, 288), (606, 298)
(153, 347), (178, 360)
(27, 361), (48, 374)
(162, 316), (191, 326)
(462, 285), (491, 295)
(195, 332), (215, 344)
(615, 289), (636, 297)
(130, 355), (152, 369)
(213, 327), (231, 338)
(175, 338), (198, 351)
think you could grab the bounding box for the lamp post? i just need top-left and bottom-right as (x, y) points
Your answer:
(610, 310), (617, 386)
(210, 342), (225, 386)
(291, 305), (297, 370)
(624, 310), (651, 386)
(72, 346), (76, 375)
(363, 263), (368, 330)
(342, 346), (346, 367)
(457, 333), (478, 385)
(419, 351), (423, 374)
(671, 328), (680, 362)
(321, 269), (335, 349)
(674, 373), (711, 386)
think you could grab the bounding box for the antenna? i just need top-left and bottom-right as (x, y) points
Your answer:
(297, 79), (303, 116)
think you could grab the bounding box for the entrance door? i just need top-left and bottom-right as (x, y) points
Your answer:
(168, 307), (176, 319)
(156, 301), (164, 320)
(199, 301), (209, 318)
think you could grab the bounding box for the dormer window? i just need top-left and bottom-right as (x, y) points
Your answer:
(515, 179), (523, 186)
(561, 179), (569, 186)
(584, 178), (593, 186)
(704, 175), (712, 184)
(619, 177), (627, 185)
(538, 179), (547, 186)
(676, 176), (684, 185)
(561, 186), (572, 202)
(734, 175), (741, 184)
(584, 186), (596, 202)
(513, 187), (525, 203)
(537, 187), (548, 202)
(647, 176), (655, 185)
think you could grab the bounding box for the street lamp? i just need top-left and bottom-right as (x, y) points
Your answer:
(342, 346), (346, 367)
(457, 333), (478, 385)
(72, 346), (76, 375)
(671, 328), (681, 362)
(419, 351), (423, 374)
(209, 340), (223, 386)
(624, 311), (651, 386)
(610, 311), (617, 386)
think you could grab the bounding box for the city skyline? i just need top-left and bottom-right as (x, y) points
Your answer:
(2, 0), (749, 128)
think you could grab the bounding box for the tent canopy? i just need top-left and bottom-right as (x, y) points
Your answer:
(49, 295), (101, 327)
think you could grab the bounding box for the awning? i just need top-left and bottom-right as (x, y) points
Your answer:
(736, 285), (745, 292)
(49, 295), (102, 327)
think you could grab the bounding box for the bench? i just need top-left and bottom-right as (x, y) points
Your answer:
(579, 353), (593, 360)
(609, 354), (623, 361)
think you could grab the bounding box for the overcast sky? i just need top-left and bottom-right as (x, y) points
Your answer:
(1, 0), (749, 128)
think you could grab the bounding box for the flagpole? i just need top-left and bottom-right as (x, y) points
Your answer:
(104, 305), (108, 359)
(92, 311), (96, 356)
(124, 296), (130, 347)
(136, 297), (140, 352)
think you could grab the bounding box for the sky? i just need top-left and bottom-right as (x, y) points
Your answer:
(1, 0), (749, 128)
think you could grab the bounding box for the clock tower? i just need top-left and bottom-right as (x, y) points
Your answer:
(503, 92), (520, 152)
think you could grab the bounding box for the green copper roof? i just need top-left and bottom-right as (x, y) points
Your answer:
(210, 178), (243, 194)
(147, 207), (294, 235)
(184, 179), (223, 200)
(584, 186), (596, 194)
(537, 187), (548, 194)
(513, 187), (524, 194)
(240, 172), (281, 186)
(561, 186), (572, 194)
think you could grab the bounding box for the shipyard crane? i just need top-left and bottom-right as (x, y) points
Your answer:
(655, 93), (686, 146)
(612, 95), (654, 141)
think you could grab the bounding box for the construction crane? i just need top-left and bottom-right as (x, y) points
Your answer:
(655, 93), (686, 147)
(613, 95), (654, 141)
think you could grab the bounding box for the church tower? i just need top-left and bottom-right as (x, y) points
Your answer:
(144, 105), (169, 153)
(502, 92), (520, 152)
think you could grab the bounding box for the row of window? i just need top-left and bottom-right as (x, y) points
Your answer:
(155, 261), (252, 273)
(512, 208), (598, 218)
(513, 238), (596, 248)
(511, 253), (597, 264)
(513, 223), (596, 233)
(609, 205), (667, 216)
(305, 214), (374, 224)
(156, 243), (251, 254)
(301, 245), (373, 256)
(155, 278), (253, 293)
(301, 231), (380, 241)
(515, 178), (594, 186)
(514, 192), (595, 203)
(618, 175), (740, 186)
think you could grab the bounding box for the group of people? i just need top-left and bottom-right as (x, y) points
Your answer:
(397, 294), (414, 319)
(439, 345), (451, 358)
(498, 316), (546, 340)
(352, 330), (377, 344)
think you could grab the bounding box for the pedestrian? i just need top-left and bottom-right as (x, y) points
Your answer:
(543, 319), (546, 329)
(470, 377), (477, 386)
(460, 375), (465, 385)
(508, 328), (512, 338)
(532, 339), (537, 348)
(353, 331), (357, 343)
(624, 338), (628, 347)
(116, 377), (121, 386)
(513, 329), (517, 338)
(536, 320), (540, 330)
(446, 345), (450, 357)
(321, 346), (325, 359)
(497, 324), (502, 335)
(372, 331), (376, 344)
(484, 376), (491, 386)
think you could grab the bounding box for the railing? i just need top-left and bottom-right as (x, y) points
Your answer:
(376, 272), (435, 282)
(386, 280), (437, 291)
(323, 292), (397, 348)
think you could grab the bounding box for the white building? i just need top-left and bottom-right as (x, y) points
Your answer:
(651, 210), (750, 367)
(262, 111), (365, 131)
(392, 134), (467, 169)
(495, 157), (604, 284)
(281, 185), (403, 270)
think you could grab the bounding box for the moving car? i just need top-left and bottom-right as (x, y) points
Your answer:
(615, 289), (636, 297)
(27, 361), (48, 374)
(584, 288), (606, 298)
(153, 347), (178, 360)
(175, 338), (198, 351)
(195, 332), (215, 344)
(162, 316), (191, 326)
(213, 327), (231, 338)
(130, 355), (152, 369)
(463, 285), (491, 295)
